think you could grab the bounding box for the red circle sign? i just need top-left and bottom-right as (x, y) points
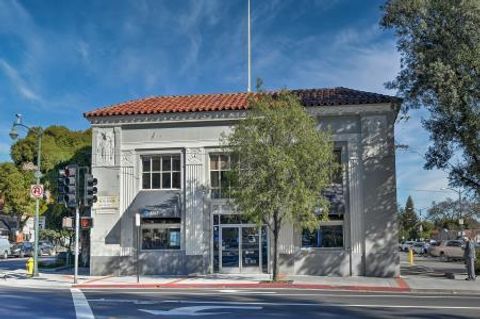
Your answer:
(30, 185), (44, 198)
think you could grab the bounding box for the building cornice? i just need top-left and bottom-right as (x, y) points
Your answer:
(88, 103), (396, 127)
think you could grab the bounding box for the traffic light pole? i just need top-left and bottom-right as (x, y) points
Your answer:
(58, 164), (95, 285)
(74, 205), (80, 284)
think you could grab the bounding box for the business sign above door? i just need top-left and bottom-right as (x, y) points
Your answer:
(141, 206), (179, 218)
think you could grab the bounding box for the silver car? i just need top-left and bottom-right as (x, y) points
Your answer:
(0, 237), (11, 259)
(430, 240), (464, 261)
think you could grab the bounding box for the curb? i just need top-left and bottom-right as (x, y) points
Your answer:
(409, 288), (480, 295)
(38, 265), (73, 273)
(72, 282), (411, 292)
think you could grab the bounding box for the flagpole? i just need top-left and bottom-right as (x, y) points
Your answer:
(247, 0), (251, 92)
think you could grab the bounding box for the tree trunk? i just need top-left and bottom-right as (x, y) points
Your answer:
(272, 212), (280, 281)
(272, 227), (279, 281)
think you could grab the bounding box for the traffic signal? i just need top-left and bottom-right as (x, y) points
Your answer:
(64, 165), (78, 208)
(83, 173), (98, 207)
(80, 216), (93, 229)
(57, 169), (67, 205)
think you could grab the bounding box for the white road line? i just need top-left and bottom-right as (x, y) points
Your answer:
(71, 288), (95, 319)
(162, 300), (480, 310)
(87, 291), (480, 299)
(218, 289), (276, 294)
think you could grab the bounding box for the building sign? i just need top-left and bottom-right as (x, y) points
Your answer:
(94, 195), (120, 209)
(141, 205), (179, 218)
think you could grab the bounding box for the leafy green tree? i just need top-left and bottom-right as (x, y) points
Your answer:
(398, 195), (419, 240)
(11, 126), (91, 172)
(0, 162), (47, 230)
(224, 91), (338, 281)
(381, 0), (480, 195)
(1, 126), (91, 239)
(427, 197), (480, 230)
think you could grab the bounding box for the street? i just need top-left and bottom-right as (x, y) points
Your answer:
(1, 287), (480, 318)
(0, 254), (478, 318)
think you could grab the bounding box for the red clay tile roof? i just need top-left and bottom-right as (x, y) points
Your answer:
(84, 87), (400, 118)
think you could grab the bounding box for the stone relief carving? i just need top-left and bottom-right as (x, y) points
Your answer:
(121, 150), (135, 166)
(186, 148), (203, 165)
(96, 128), (115, 166)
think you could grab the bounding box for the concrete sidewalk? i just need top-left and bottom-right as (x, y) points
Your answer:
(1, 269), (480, 294)
(70, 273), (409, 292)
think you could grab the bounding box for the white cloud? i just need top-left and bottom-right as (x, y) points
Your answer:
(176, 1), (222, 76)
(0, 59), (43, 103)
(77, 40), (90, 65)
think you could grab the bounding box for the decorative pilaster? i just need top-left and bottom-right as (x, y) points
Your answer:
(347, 136), (365, 275)
(185, 148), (205, 255)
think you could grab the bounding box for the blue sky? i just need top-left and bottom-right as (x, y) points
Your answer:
(0, 0), (456, 211)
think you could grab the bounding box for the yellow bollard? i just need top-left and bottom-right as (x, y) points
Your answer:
(26, 257), (34, 276)
(408, 248), (414, 265)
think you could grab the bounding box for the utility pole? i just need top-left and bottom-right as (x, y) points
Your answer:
(74, 205), (80, 284)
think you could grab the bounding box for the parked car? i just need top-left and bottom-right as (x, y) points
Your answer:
(429, 240), (464, 261)
(424, 240), (439, 254)
(39, 241), (55, 256)
(10, 242), (34, 258)
(411, 242), (427, 255)
(400, 241), (415, 252)
(0, 237), (11, 259)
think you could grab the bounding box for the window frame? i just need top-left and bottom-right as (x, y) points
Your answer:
(140, 154), (182, 190)
(301, 220), (345, 250)
(208, 153), (233, 200)
(140, 218), (181, 251)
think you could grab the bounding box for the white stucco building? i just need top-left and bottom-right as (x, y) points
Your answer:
(84, 87), (400, 277)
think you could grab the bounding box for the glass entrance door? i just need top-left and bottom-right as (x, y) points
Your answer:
(241, 227), (260, 271)
(220, 227), (240, 273)
(219, 226), (261, 273)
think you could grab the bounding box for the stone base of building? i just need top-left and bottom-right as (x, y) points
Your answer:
(90, 252), (208, 276)
(90, 250), (399, 277)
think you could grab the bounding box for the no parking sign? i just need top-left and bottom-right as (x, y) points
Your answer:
(30, 184), (44, 199)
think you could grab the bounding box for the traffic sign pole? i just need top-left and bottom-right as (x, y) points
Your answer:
(74, 205), (80, 284)
(33, 135), (42, 278)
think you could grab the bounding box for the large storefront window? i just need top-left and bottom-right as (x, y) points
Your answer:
(302, 222), (343, 248)
(142, 155), (181, 190)
(209, 154), (232, 199)
(141, 217), (181, 250)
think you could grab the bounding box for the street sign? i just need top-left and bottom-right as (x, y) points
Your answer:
(30, 184), (44, 199)
(62, 217), (73, 229)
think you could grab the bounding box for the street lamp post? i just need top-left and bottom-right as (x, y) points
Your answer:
(417, 207), (428, 240)
(9, 114), (43, 277)
(441, 187), (466, 237)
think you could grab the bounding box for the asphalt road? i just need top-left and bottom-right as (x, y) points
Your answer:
(0, 287), (76, 319)
(2, 287), (480, 318)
